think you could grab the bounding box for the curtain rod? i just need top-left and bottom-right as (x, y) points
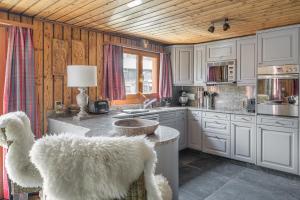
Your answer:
(0, 19), (33, 29)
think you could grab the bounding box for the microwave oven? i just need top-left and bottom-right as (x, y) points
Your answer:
(207, 60), (236, 85)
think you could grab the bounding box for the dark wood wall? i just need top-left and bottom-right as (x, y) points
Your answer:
(0, 11), (165, 133)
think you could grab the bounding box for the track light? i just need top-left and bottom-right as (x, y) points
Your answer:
(208, 23), (215, 33)
(223, 18), (230, 31)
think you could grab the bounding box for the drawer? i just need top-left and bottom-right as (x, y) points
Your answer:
(231, 114), (255, 123)
(257, 115), (298, 129)
(159, 111), (176, 121)
(203, 112), (230, 120)
(203, 132), (230, 158)
(202, 118), (230, 135)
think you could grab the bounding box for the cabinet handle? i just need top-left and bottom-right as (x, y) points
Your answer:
(241, 117), (249, 121)
(275, 121), (285, 125)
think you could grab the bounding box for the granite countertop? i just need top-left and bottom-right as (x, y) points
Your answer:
(48, 111), (180, 146)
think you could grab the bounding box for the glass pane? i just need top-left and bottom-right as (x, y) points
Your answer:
(123, 53), (138, 94)
(142, 56), (154, 94)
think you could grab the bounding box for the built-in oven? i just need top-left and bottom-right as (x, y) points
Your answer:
(206, 60), (236, 85)
(257, 65), (299, 117)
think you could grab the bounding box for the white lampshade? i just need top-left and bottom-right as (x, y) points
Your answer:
(67, 65), (97, 87)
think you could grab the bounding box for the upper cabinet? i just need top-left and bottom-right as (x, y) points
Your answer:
(168, 45), (194, 86)
(237, 36), (256, 85)
(206, 39), (236, 62)
(194, 44), (206, 86)
(257, 27), (299, 65)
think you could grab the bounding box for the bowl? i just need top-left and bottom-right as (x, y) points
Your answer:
(113, 118), (159, 136)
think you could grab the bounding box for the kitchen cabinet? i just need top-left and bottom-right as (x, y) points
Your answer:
(188, 111), (202, 150)
(168, 45), (194, 85)
(257, 124), (298, 174)
(160, 110), (187, 150)
(237, 36), (256, 85)
(206, 39), (236, 62)
(203, 132), (230, 158)
(231, 121), (256, 163)
(257, 26), (299, 65)
(193, 44), (206, 86)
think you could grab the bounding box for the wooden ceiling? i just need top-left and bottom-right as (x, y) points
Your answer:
(0, 0), (300, 44)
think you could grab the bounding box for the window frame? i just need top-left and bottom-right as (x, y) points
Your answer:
(113, 48), (160, 105)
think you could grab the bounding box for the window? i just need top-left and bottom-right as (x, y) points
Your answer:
(113, 48), (159, 104)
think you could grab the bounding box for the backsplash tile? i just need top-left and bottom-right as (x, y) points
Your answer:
(173, 85), (256, 110)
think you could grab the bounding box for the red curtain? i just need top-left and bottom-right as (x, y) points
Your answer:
(102, 44), (126, 100)
(159, 53), (173, 98)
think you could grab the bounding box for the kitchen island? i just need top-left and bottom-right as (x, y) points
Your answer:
(48, 112), (180, 200)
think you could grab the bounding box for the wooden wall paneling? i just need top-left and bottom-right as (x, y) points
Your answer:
(88, 31), (97, 101)
(52, 39), (68, 75)
(81, 29), (89, 98)
(53, 76), (64, 103)
(96, 32), (103, 99)
(8, 13), (20, 21)
(71, 27), (81, 104)
(63, 25), (72, 106)
(0, 11), (8, 20)
(43, 22), (53, 132)
(33, 19), (44, 134)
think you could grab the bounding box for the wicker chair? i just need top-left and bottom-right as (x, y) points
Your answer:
(2, 128), (148, 200)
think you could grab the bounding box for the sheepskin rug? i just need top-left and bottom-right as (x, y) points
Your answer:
(30, 134), (171, 200)
(0, 112), (42, 188)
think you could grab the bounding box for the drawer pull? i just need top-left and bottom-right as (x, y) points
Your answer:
(276, 121), (285, 125)
(241, 117), (249, 121)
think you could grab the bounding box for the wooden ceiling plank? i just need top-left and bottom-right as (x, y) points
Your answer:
(93, 0), (242, 32)
(0, 0), (21, 10)
(67, 0), (150, 25)
(73, 0), (174, 27)
(58, 0), (129, 22)
(9, 0), (40, 14)
(118, 0), (293, 34)
(22, 0), (62, 16)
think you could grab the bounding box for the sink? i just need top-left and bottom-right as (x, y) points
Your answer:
(122, 109), (150, 114)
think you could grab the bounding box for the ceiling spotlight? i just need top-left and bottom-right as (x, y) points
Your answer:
(208, 23), (215, 33)
(223, 18), (230, 31)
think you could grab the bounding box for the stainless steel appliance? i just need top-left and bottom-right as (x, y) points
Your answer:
(207, 60), (236, 85)
(257, 65), (299, 117)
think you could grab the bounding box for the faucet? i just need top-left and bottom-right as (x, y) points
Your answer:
(143, 98), (157, 109)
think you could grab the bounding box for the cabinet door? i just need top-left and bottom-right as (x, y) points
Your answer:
(188, 117), (202, 151)
(194, 45), (206, 85)
(206, 40), (236, 62)
(231, 121), (256, 163)
(203, 132), (230, 158)
(257, 125), (298, 174)
(176, 116), (187, 150)
(257, 28), (299, 65)
(237, 36), (256, 85)
(174, 46), (194, 85)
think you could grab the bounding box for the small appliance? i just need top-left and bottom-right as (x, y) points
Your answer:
(246, 98), (256, 113)
(207, 60), (236, 85)
(179, 91), (189, 106)
(88, 100), (109, 114)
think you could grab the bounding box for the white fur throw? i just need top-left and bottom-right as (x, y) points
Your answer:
(30, 134), (165, 200)
(0, 112), (42, 188)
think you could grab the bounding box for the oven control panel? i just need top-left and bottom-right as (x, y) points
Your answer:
(258, 65), (299, 75)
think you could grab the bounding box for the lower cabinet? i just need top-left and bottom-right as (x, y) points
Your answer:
(231, 121), (256, 163)
(203, 132), (230, 158)
(257, 125), (298, 174)
(188, 112), (202, 151)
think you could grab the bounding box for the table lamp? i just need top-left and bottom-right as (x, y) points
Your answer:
(67, 65), (97, 120)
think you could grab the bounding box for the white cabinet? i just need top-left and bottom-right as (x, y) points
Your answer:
(237, 36), (256, 85)
(257, 125), (298, 174)
(160, 110), (187, 151)
(203, 132), (230, 158)
(193, 45), (206, 85)
(168, 45), (194, 85)
(188, 111), (202, 150)
(206, 39), (236, 62)
(231, 121), (256, 163)
(257, 27), (299, 65)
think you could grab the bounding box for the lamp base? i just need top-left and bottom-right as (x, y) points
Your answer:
(73, 87), (89, 121)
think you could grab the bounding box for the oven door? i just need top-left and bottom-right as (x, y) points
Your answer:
(257, 74), (299, 117)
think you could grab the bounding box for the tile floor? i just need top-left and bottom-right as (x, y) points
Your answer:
(179, 149), (300, 200)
